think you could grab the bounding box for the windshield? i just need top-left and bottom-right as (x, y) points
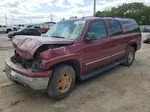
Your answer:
(17, 28), (24, 32)
(45, 20), (86, 40)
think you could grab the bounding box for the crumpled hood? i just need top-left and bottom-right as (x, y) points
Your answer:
(12, 35), (74, 59)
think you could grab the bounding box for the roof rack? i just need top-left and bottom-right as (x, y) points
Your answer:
(81, 16), (94, 19)
(96, 16), (130, 19)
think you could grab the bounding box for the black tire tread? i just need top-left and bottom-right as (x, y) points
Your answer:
(123, 46), (135, 66)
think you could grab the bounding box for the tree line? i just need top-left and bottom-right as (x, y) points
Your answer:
(96, 2), (150, 25)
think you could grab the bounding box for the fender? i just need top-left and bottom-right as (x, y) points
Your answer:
(41, 54), (82, 72)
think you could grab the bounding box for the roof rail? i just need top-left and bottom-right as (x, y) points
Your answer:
(81, 16), (94, 19)
(96, 16), (130, 19)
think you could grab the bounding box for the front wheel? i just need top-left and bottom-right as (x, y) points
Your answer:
(123, 46), (135, 66)
(47, 65), (76, 100)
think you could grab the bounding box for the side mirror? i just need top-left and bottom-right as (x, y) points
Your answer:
(86, 32), (97, 42)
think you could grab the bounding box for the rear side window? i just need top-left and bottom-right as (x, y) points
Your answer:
(87, 20), (108, 39)
(122, 20), (140, 33)
(107, 20), (122, 36)
(31, 29), (39, 33)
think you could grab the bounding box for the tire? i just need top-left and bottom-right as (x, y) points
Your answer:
(123, 46), (135, 66)
(47, 64), (76, 100)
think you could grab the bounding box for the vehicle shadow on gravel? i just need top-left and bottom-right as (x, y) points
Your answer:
(75, 65), (123, 86)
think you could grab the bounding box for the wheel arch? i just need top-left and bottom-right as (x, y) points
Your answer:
(130, 43), (137, 51)
(50, 59), (81, 77)
(127, 41), (138, 52)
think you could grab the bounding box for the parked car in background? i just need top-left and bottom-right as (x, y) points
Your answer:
(6, 24), (26, 33)
(0, 25), (7, 33)
(34, 22), (56, 33)
(7, 28), (41, 38)
(143, 34), (150, 43)
(6, 26), (18, 33)
(5, 17), (141, 100)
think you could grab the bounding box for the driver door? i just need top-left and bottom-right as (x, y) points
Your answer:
(82, 20), (113, 73)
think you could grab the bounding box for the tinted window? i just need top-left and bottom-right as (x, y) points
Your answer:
(107, 20), (122, 36)
(87, 20), (108, 39)
(23, 29), (29, 32)
(30, 29), (39, 33)
(30, 29), (36, 32)
(122, 20), (140, 33)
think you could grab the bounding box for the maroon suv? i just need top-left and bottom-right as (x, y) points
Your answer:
(5, 17), (141, 100)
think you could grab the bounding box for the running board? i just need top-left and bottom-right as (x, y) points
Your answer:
(79, 59), (125, 80)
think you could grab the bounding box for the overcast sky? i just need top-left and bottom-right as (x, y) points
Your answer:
(0, 0), (150, 25)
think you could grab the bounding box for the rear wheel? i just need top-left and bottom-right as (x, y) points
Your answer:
(123, 46), (135, 66)
(47, 64), (75, 100)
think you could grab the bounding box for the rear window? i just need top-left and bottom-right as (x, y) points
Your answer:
(107, 20), (122, 36)
(122, 20), (140, 33)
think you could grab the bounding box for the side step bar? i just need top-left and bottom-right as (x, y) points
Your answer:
(79, 59), (125, 80)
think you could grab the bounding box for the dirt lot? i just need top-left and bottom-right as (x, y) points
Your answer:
(0, 34), (150, 112)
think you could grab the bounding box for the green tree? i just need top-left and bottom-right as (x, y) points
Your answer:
(96, 2), (150, 25)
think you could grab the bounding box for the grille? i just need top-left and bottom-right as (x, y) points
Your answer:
(11, 53), (41, 71)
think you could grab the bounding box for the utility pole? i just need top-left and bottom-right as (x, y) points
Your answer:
(93, 0), (96, 16)
(5, 14), (7, 26)
(50, 14), (53, 22)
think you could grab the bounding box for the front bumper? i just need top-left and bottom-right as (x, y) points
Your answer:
(5, 59), (52, 90)
(8, 34), (13, 38)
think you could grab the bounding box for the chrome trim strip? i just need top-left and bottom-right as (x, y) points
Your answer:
(86, 56), (112, 65)
(111, 51), (125, 57)
(85, 51), (125, 66)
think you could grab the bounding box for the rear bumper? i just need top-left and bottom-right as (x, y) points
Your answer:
(5, 59), (52, 90)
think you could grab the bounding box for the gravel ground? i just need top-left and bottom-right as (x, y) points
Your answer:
(0, 34), (150, 112)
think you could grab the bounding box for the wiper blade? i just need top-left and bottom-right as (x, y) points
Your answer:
(51, 35), (65, 38)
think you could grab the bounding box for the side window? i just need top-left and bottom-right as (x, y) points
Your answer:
(122, 20), (140, 33)
(87, 20), (108, 40)
(22, 29), (29, 34)
(107, 20), (122, 36)
(31, 29), (38, 34)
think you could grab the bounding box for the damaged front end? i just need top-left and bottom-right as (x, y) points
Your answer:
(9, 35), (74, 72)
(10, 51), (42, 72)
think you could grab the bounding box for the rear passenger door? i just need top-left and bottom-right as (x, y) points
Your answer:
(106, 20), (126, 62)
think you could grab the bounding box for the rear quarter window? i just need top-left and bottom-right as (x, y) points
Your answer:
(107, 20), (122, 36)
(122, 20), (140, 33)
